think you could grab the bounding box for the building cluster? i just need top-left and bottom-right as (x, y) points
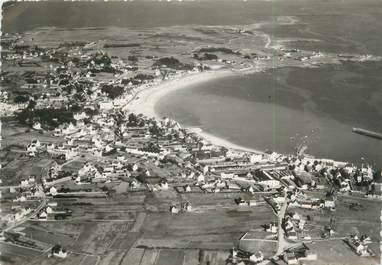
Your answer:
(1, 32), (381, 263)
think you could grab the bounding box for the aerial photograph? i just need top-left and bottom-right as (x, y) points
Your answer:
(0, 0), (381, 264)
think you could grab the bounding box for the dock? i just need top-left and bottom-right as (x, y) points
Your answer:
(352, 128), (382, 140)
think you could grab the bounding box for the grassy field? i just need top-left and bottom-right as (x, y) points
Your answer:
(288, 194), (381, 264)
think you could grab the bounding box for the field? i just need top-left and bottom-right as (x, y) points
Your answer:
(306, 240), (380, 265)
(287, 194), (381, 265)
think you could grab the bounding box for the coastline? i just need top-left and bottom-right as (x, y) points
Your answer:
(124, 69), (264, 154)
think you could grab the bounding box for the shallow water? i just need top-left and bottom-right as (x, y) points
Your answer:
(4, 0), (382, 57)
(156, 62), (382, 166)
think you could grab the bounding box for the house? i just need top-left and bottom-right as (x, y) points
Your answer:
(297, 199), (320, 209)
(20, 179), (30, 188)
(187, 171), (195, 179)
(26, 144), (37, 153)
(284, 218), (294, 232)
(249, 252), (264, 263)
(373, 170), (382, 193)
(254, 170), (281, 189)
(203, 165), (209, 174)
(31, 139), (41, 147)
(46, 143), (55, 152)
(73, 112), (88, 120)
(340, 180), (351, 192)
(13, 195), (26, 202)
(300, 251), (317, 261)
(104, 144), (114, 153)
(117, 155), (126, 162)
(184, 185), (192, 192)
(112, 160), (123, 169)
(346, 235), (374, 256)
(74, 175), (83, 184)
(32, 121), (42, 130)
(355, 242), (369, 256)
(249, 153), (264, 163)
(48, 201), (58, 207)
(132, 164), (139, 172)
(78, 163), (95, 176)
(182, 201), (192, 212)
(170, 205), (179, 214)
(264, 223), (278, 233)
(38, 211), (47, 220)
(160, 180), (169, 190)
(273, 196), (286, 204)
(212, 187), (221, 193)
(324, 198), (336, 209)
(129, 179), (140, 189)
(46, 206), (53, 214)
(93, 173), (107, 183)
(51, 245), (67, 259)
(49, 186), (57, 196)
(93, 149), (103, 157)
(284, 253), (298, 264)
(62, 123), (77, 135)
(196, 173), (205, 183)
(291, 212), (301, 221)
(65, 149), (78, 160)
(99, 101), (113, 110)
(287, 230), (298, 240)
(221, 172), (235, 179)
(227, 182), (241, 190)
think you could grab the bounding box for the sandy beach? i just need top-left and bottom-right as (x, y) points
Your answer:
(125, 70), (264, 154)
(125, 70), (232, 119)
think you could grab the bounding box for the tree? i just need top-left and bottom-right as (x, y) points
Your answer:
(27, 100), (36, 109)
(128, 55), (138, 62)
(128, 113), (138, 125)
(149, 122), (163, 140)
(14, 95), (30, 103)
(101, 84), (124, 99)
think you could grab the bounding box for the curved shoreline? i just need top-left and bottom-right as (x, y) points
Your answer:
(124, 70), (264, 154)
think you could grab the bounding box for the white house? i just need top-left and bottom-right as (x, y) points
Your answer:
(160, 181), (169, 190)
(99, 102), (113, 110)
(74, 112), (88, 120)
(249, 154), (263, 163)
(184, 185), (192, 192)
(49, 186), (57, 196)
(170, 205), (179, 214)
(32, 121), (42, 130)
(196, 174), (205, 183)
(52, 245), (68, 259)
(249, 252), (264, 263)
(38, 211), (48, 220)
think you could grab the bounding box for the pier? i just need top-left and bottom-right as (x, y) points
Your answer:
(352, 128), (382, 140)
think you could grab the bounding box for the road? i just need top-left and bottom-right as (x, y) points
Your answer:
(275, 192), (289, 256)
(4, 185), (47, 233)
(0, 185), (21, 190)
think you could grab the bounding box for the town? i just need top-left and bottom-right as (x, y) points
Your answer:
(1, 23), (382, 265)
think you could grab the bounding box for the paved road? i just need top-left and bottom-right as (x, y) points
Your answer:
(0, 185), (21, 190)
